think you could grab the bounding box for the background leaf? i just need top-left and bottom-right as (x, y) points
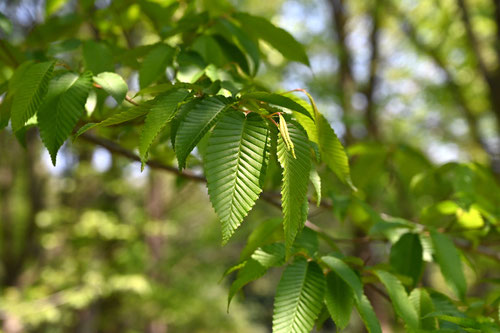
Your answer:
(139, 43), (174, 88)
(389, 233), (423, 287)
(430, 230), (467, 300)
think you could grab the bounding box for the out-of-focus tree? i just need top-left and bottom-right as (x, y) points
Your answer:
(0, 0), (499, 332)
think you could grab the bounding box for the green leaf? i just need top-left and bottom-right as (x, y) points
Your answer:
(139, 43), (175, 88)
(374, 270), (419, 329)
(321, 255), (382, 333)
(390, 233), (423, 287)
(316, 112), (355, 190)
(409, 288), (437, 330)
(74, 101), (154, 138)
(240, 217), (282, 260)
(93, 72), (128, 104)
(215, 18), (260, 75)
(228, 243), (285, 308)
(191, 35), (227, 68)
(234, 12), (309, 66)
(38, 72), (92, 165)
(355, 294), (383, 333)
(310, 168), (321, 207)
(175, 96), (232, 169)
(11, 61), (55, 132)
(277, 122), (311, 254)
(0, 12), (13, 35)
(243, 92), (313, 120)
(205, 112), (269, 243)
(430, 230), (467, 300)
(139, 89), (190, 166)
(0, 96), (12, 130)
(82, 41), (113, 74)
(272, 258), (325, 333)
(325, 271), (353, 329)
(321, 256), (363, 299)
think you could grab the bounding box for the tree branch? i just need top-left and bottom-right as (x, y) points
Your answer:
(456, 0), (491, 82)
(78, 132), (500, 263)
(364, 0), (382, 140)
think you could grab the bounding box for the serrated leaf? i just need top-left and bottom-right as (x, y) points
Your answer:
(38, 71), (92, 165)
(374, 270), (419, 329)
(205, 112), (269, 243)
(390, 233), (423, 287)
(325, 271), (353, 329)
(93, 72), (128, 104)
(139, 43), (174, 89)
(243, 92), (313, 120)
(277, 122), (311, 254)
(272, 258), (325, 333)
(234, 12), (309, 66)
(83, 41), (113, 74)
(430, 230), (467, 300)
(139, 89), (190, 165)
(317, 112), (355, 190)
(11, 61), (55, 132)
(175, 96), (232, 169)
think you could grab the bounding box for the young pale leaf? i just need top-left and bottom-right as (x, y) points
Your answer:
(93, 72), (128, 104)
(205, 112), (269, 243)
(175, 96), (232, 169)
(409, 288), (437, 330)
(11, 61), (55, 132)
(83, 41), (113, 74)
(390, 233), (423, 287)
(139, 43), (174, 88)
(243, 92), (313, 120)
(309, 168), (321, 207)
(234, 12), (309, 66)
(374, 270), (419, 330)
(278, 113), (295, 158)
(325, 271), (353, 329)
(38, 71), (92, 165)
(139, 89), (190, 166)
(277, 122), (311, 254)
(430, 230), (467, 300)
(272, 258), (325, 333)
(74, 101), (154, 139)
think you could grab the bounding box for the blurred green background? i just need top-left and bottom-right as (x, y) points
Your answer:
(0, 0), (499, 332)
